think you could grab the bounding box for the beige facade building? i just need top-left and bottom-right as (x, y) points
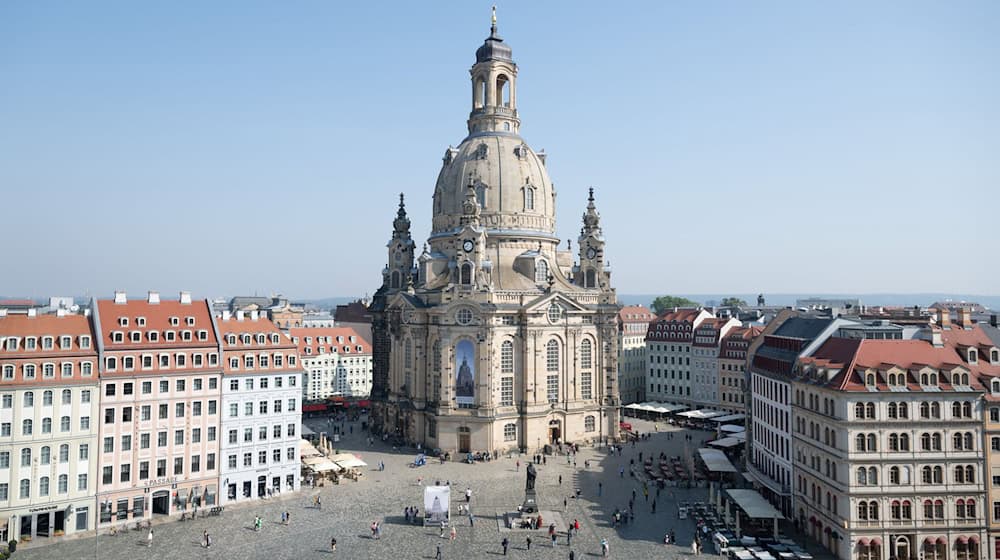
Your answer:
(370, 16), (620, 454)
(0, 310), (100, 542)
(93, 292), (222, 526)
(618, 306), (654, 405)
(291, 327), (372, 399)
(719, 326), (760, 414)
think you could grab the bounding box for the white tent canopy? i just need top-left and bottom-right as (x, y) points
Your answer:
(708, 437), (744, 449)
(726, 489), (786, 520)
(301, 424), (316, 436)
(300, 439), (322, 459)
(329, 453), (367, 469)
(710, 413), (746, 423)
(720, 424), (746, 433)
(698, 448), (738, 473)
(679, 409), (726, 419)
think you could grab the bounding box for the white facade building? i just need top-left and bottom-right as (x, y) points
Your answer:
(645, 308), (713, 405)
(217, 312), (303, 503)
(618, 306), (654, 405)
(291, 327), (372, 400)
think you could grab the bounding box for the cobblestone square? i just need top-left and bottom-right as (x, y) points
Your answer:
(20, 418), (722, 560)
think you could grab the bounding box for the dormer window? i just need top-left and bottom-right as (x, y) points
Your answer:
(968, 349), (978, 364)
(79, 336), (91, 349)
(169, 317), (179, 326)
(185, 317), (195, 326)
(41, 336), (53, 350)
(993, 350), (999, 364)
(119, 317), (128, 327)
(24, 337), (36, 350)
(197, 330), (208, 341)
(992, 379), (1000, 394)
(59, 336), (71, 349)
(112, 332), (124, 343)
(256, 334), (266, 344)
(181, 331), (192, 341)
(337, 336), (343, 344)
(148, 331), (159, 342)
(535, 260), (549, 284)
(129, 331), (141, 343)
(164, 331), (176, 342)
(865, 373), (876, 387)
(136, 317), (146, 327)
(226, 335), (236, 345)
(270, 334), (279, 344)
(241, 334), (251, 345)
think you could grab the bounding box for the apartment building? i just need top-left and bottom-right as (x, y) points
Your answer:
(719, 326), (761, 414)
(618, 305), (654, 405)
(291, 327), (372, 399)
(92, 292), (222, 526)
(645, 308), (714, 405)
(691, 317), (740, 409)
(216, 310), (303, 503)
(0, 310), (99, 542)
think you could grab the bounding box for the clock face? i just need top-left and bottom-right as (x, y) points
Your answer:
(586, 247), (597, 259)
(463, 240), (474, 252)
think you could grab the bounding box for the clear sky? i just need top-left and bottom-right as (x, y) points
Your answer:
(2, 1), (997, 300)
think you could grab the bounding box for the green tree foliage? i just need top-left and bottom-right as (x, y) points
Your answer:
(651, 295), (700, 314)
(721, 297), (748, 307)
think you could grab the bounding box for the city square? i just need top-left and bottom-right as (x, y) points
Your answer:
(17, 417), (764, 560)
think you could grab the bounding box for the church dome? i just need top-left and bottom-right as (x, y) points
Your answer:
(476, 32), (512, 63)
(431, 133), (555, 238)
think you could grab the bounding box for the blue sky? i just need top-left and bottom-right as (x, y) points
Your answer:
(1, 1), (997, 299)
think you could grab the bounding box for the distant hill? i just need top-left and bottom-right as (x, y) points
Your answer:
(618, 293), (999, 310)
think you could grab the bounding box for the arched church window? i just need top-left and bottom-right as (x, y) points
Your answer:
(432, 340), (442, 372)
(501, 340), (514, 373)
(390, 271), (400, 289)
(496, 74), (510, 107)
(475, 183), (487, 209)
(475, 143), (488, 160)
(546, 339), (560, 372)
(460, 263), (473, 285)
(524, 186), (535, 210)
(474, 77), (486, 109)
(535, 260), (548, 283)
(580, 339), (592, 369)
(586, 269), (596, 288)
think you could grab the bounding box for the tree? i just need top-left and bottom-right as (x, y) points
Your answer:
(651, 295), (700, 314)
(721, 297), (748, 308)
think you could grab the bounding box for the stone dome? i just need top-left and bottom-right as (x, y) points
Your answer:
(431, 132), (555, 238)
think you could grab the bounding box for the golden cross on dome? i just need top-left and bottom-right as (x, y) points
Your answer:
(491, 5), (497, 26)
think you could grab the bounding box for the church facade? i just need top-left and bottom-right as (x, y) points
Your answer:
(370, 15), (620, 455)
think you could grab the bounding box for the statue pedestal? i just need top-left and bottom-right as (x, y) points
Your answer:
(521, 489), (538, 514)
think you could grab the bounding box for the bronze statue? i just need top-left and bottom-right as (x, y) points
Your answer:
(526, 463), (537, 491)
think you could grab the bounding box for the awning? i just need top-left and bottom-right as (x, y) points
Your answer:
(858, 538), (870, 546)
(698, 448), (738, 473)
(720, 424), (746, 433)
(809, 516), (817, 523)
(357, 400), (371, 407)
(871, 538), (882, 547)
(936, 538), (947, 546)
(957, 537), (968, 545)
(969, 536), (980, 545)
(708, 437), (744, 448)
(301, 424), (316, 436)
(923, 538), (934, 545)
(725, 489), (785, 520)
(710, 413), (746, 423)
(679, 409), (726, 419)
(305, 459), (341, 472)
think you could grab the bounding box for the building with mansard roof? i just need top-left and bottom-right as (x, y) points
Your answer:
(369, 12), (620, 454)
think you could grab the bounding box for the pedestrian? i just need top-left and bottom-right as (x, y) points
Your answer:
(567, 530), (572, 546)
(543, 456), (547, 465)
(570, 550), (576, 560)
(436, 542), (443, 560)
(439, 521), (446, 538)
(375, 521), (382, 540)
(373, 521), (380, 539)
(516, 460), (520, 472)
(331, 537), (337, 553)
(147, 528), (153, 548)
(574, 519), (580, 533)
(502, 536), (509, 555)
(550, 523), (557, 546)
(600, 537), (609, 557)
(564, 497), (568, 509)
(449, 526), (457, 541)
(619, 467), (624, 478)
(526, 535), (532, 550)
(469, 512), (474, 526)
(598, 482), (602, 496)
(693, 539), (700, 556)
(202, 530), (210, 548)
(465, 487), (472, 502)
(559, 474), (563, 485)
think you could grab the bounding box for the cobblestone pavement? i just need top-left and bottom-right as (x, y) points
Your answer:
(20, 417), (720, 560)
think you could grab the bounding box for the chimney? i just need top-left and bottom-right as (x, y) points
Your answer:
(27, 308), (37, 317)
(939, 309), (951, 330)
(222, 310), (231, 321)
(958, 307), (972, 329)
(236, 310), (245, 321)
(147, 291), (160, 304)
(250, 310), (259, 321)
(114, 291), (127, 304)
(931, 330), (943, 347)
(179, 291), (192, 305)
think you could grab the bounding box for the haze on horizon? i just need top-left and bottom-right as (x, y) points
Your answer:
(1, 2), (996, 300)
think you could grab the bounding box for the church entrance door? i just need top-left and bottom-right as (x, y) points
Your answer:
(548, 419), (562, 445)
(458, 427), (471, 453)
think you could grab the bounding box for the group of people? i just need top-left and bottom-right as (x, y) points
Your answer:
(403, 505), (421, 523)
(369, 520), (383, 539)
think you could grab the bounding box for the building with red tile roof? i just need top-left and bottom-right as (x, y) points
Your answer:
(788, 328), (991, 560)
(215, 310), (303, 503)
(617, 305), (655, 404)
(0, 309), (99, 542)
(645, 308), (713, 406)
(290, 327), (372, 400)
(91, 291), (223, 526)
(691, 317), (740, 409)
(719, 325), (762, 413)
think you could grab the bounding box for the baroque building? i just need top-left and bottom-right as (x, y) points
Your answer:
(370, 14), (620, 454)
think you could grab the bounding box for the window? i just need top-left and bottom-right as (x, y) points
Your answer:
(141, 405), (150, 421)
(157, 431), (167, 447)
(546, 339), (559, 372)
(140, 433), (150, 449)
(120, 464), (130, 483)
(504, 423), (516, 441)
(122, 434), (131, 451)
(501, 340), (513, 373)
(535, 259), (549, 283)
(581, 372), (592, 399)
(41, 417), (51, 433)
(546, 374), (558, 403)
(58, 475), (67, 494)
(156, 459), (166, 477)
(77, 474), (87, 491)
(524, 186), (535, 210)
(174, 430), (184, 445)
(59, 444), (69, 462)
(174, 457), (183, 475)
(139, 462), (149, 480)
(61, 389), (71, 404)
(103, 437), (113, 453)
(500, 377), (513, 406)
(0, 452), (7, 468)
(287, 423), (295, 437)
(22, 419), (32, 435)
(19, 479), (30, 499)
(24, 391), (34, 407)
(580, 339), (592, 369)
(585, 415), (596, 432)
(159, 404), (168, 419)
(20, 448), (31, 466)
(175, 403), (185, 418)
(159, 380), (168, 393)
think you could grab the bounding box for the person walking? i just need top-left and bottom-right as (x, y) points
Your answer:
(651, 500), (656, 514)
(330, 537), (337, 553)
(600, 537), (609, 557)
(559, 474), (563, 485)
(598, 482), (603, 496)
(449, 526), (457, 541)
(549, 523), (557, 546)
(569, 551), (576, 560)
(567, 529), (572, 546)
(516, 460), (520, 472)
(501, 536), (509, 555)
(439, 521), (446, 538)
(526, 535), (532, 550)
(465, 487), (472, 502)
(146, 528), (153, 548)
(202, 530), (211, 548)
(435, 542), (443, 560)
(692, 539), (700, 556)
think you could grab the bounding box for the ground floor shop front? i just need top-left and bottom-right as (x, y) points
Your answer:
(222, 464), (299, 504)
(2, 498), (93, 543)
(97, 478), (218, 527)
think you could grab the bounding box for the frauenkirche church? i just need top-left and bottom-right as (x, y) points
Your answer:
(370, 12), (620, 454)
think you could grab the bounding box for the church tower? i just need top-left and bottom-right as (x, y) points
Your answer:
(371, 10), (620, 454)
